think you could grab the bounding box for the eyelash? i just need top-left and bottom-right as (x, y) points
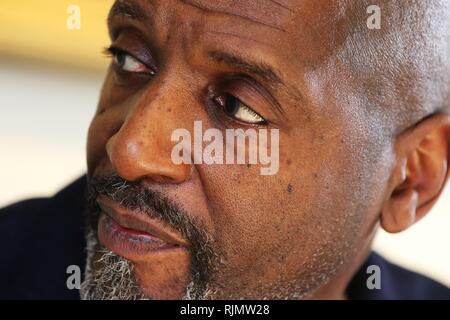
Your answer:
(212, 93), (267, 126)
(103, 46), (155, 75)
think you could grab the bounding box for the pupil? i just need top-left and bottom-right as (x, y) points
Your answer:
(116, 52), (125, 66)
(224, 94), (240, 116)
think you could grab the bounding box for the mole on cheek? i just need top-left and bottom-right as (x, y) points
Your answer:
(287, 183), (293, 193)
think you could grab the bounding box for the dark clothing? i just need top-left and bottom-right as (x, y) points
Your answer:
(0, 177), (449, 299)
(0, 177), (86, 299)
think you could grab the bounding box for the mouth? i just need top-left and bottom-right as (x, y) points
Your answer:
(97, 196), (189, 259)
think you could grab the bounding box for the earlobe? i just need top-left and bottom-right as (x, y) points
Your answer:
(381, 188), (418, 233)
(381, 113), (450, 234)
(381, 155), (419, 233)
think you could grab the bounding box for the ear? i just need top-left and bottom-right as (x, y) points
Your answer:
(381, 113), (450, 233)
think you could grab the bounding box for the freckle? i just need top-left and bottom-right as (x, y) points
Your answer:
(286, 159), (292, 165)
(167, 108), (171, 112)
(314, 173), (318, 178)
(287, 183), (293, 193)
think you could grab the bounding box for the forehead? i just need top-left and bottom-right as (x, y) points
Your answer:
(181, 0), (352, 28)
(181, 0), (297, 32)
(110, 0), (354, 64)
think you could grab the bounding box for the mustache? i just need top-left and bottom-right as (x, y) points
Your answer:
(87, 174), (205, 245)
(85, 174), (217, 294)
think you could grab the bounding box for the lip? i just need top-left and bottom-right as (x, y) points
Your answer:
(97, 196), (188, 258)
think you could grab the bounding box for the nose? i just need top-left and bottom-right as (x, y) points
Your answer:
(106, 85), (193, 184)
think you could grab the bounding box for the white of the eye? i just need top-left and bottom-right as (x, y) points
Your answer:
(234, 105), (264, 123)
(119, 54), (146, 72)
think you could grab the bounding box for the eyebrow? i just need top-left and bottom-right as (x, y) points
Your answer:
(208, 50), (285, 86)
(107, 1), (149, 30)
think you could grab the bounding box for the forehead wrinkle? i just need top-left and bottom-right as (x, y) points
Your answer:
(180, 0), (293, 32)
(269, 0), (295, 12)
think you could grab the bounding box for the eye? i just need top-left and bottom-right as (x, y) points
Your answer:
(108, 47), (155, 75)
(214, 93), (266, 124)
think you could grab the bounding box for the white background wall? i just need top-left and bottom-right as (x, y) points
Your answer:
(1, 57), (449, 287)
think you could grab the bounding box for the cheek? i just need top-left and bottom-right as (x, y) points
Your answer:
(196, 118), (386, 287)
(87, 117), (105, 176)
(87, 76), (112, 175)
(86, 83), (134, 177)
(86, 110), (119, 176)
(196, 147), (323, 269)
(86, 116), (101, 175)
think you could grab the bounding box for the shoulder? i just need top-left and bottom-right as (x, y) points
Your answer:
(348, 251), (450, 300)
(0, 176), (87, 299)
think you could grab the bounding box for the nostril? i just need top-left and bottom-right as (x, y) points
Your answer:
(105, 125), (193, 184)
(151, 165), (193, 184)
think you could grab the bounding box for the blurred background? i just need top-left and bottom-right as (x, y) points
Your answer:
(1, 1), (449, 287)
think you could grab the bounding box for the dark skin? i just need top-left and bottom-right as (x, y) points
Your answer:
(87, 0), (450, 299)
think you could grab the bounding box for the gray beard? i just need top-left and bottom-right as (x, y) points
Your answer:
(78, 230), (339, 300)
(79, 230), (207, 300)
(79, 231), (146, 300)
(79, 221), (348, 300)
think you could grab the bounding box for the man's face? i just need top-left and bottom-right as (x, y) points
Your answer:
(84, 0), (391, 299)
